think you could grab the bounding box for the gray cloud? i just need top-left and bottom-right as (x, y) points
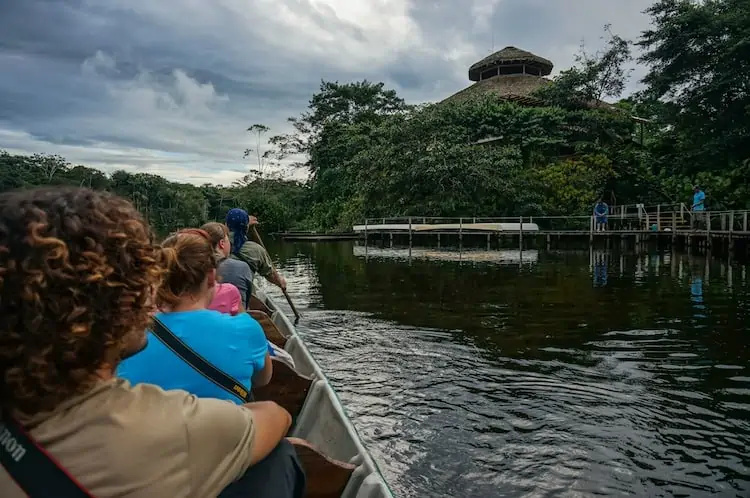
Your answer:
(0, 0), (655, 185)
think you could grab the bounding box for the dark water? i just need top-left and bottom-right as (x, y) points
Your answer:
(262, 241), (750, 498)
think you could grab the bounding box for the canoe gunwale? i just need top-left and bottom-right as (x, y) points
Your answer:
(256, 289), (395, 498)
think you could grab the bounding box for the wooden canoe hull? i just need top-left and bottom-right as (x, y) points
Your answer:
(251, 289), (394, 498)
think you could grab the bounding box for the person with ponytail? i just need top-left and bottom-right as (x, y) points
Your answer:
(201, 221), (254, 311)
(225, 208), (287, 291)
(117, 228), (274, 395)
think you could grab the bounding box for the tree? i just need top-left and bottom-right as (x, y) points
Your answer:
(535, 25), (633, 109)
(242, 124), (285, 185)
(638, 0), (750, 206)
(270, 80), (410, 173)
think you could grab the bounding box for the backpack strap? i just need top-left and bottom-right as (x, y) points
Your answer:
(0, 412), (94, 497)
(149, 317), (252, 403)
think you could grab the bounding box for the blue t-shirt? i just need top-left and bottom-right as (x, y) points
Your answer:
(693, 191), (706, 211)
(117, 310), (268, 404)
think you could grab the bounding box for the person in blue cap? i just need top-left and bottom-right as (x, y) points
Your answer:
(225, 208), (287, 291)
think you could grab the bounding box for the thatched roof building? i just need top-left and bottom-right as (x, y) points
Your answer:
(444, 46), (553, 106)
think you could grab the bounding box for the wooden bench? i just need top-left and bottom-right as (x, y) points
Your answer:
(250, 309), (287, 348)
(248, 293), (272, 315)
(289, 438), (356, 498)
(253, 358), (312, 420)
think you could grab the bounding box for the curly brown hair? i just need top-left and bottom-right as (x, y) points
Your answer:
(0, 187), (163, 416)
(158, 229), (217, 309)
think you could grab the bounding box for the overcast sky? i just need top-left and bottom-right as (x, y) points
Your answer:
(0, 0), (656, 185)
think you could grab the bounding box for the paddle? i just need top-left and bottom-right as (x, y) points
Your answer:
(250, 225), (302, 321)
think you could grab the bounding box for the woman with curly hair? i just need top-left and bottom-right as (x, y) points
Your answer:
(117, 227), (274, 398)
(0, 187), (304, 498)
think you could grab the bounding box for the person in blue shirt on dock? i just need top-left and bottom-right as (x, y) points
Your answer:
(118, 228), (273, 403)
(692, 185), (706, 229)
(593, 198), (609, 232)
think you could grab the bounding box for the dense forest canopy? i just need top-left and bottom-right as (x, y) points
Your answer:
(1, 0), (747, 233)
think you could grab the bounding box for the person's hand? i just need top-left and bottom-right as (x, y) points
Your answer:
(278, 274), (287, 291)
(248, 215), (259, 226)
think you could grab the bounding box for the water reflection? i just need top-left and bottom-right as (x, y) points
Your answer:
(263, 242), (750, 497)
(591, 249), (609, 287)
(353, 245), (538, 265)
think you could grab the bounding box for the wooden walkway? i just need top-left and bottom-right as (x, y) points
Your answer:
(355, 206), (750, 259)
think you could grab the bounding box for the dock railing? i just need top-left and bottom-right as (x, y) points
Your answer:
(357, 207), (750, 236)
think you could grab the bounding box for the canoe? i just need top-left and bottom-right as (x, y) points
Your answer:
(249, 289), (395, 498)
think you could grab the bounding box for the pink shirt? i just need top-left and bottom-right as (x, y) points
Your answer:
(208, 283), (242, 315)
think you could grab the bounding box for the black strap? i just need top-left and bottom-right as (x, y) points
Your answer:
(0, 412), (94, 497)
(149, 317), (252, 403)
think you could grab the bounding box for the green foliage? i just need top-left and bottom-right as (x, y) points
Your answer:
(534, 154), (617, 215)
(534, 25), (633, 109)
(639, 0), (750, 177)
(5, 1), (749, 232)
(0, 151), (307, 236)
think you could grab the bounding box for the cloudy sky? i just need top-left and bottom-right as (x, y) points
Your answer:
(0, 0), (656, 185)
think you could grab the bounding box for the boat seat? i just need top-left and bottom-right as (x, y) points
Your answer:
(248, 293), (273, 315)
(289, 437), (356, 498)
(250, 309), (288, 347)
(253, 357), (313, 419)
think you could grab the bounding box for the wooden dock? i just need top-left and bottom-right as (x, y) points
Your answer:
(354, 205), (750, 260)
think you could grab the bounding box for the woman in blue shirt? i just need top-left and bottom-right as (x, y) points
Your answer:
(118, 228), (273, 403)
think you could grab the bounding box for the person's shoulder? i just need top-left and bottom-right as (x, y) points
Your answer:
(95, 379), (200, 425)
(226, 311), (261, 330)
(243, 241), (265, 253)
(225, 257), (252, 271)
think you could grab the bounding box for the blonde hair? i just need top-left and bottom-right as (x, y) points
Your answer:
(200, 222), (229, 248)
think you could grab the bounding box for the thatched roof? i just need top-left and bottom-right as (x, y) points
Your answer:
(469, 46), (553, 81)
(443, 74), (551, 106)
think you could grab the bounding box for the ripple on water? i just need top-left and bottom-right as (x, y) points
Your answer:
(264, 249), (750, 498)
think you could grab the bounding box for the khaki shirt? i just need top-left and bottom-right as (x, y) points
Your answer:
(0, 379), (256, 497)
(229, 236), (273, 278)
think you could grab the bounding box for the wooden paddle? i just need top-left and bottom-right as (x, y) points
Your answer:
(250, 225), (302, 321)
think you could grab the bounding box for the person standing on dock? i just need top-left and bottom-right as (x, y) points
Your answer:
(692, 185), (706, 229)
(593, 198), (609, 232)
(226, 208), (288, 292)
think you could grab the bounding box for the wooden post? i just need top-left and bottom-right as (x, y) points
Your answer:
(657, 204), (661, 231)
(519, 216), (524, 251)
(721, 213), (727, 231)
(729, 211), (734, 235)
(408, 217), (413, 249)
(672, 211), (677, 244)
(589, 214), (594, 243)
(486, 234), (490, 250)
(744, 211), (748, 232)
(459, 218), (463, 248)
(364, 218), (368, 248)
